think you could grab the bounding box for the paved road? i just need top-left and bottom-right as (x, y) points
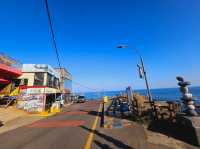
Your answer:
(0, 101), (101, 149)
(0, 101), (163, 149)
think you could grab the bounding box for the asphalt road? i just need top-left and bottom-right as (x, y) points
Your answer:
(0, 101), (101, 149)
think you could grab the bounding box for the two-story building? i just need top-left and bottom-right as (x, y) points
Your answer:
(17, 64), (72, 113)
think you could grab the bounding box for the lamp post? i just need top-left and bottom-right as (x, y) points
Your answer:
(117, 45), (157, 117)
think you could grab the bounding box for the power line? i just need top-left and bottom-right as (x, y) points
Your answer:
(72, 80), (99, 92)
(44, 0), (101, 93)
(45, 0), (62, 69)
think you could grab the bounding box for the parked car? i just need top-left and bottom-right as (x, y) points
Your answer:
(77, 96), (86, 103)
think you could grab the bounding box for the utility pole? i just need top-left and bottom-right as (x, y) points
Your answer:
(117, 45), (157, 118)
(138, 56), (157, 118)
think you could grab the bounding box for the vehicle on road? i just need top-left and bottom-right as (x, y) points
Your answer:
(76, 96), (86, 103)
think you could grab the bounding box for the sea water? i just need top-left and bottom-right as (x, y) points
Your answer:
(84, 86), (200, 101)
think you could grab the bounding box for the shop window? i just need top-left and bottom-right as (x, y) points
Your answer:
(47, 73), (54, 88)
(54, 78), (60, 89)
(34, 72), (44, 86)
(47, 73), (59, 88)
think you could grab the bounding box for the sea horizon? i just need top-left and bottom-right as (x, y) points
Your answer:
(78, 86), (200, 101)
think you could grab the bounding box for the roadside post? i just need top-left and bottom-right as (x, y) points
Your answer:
(100, 101), (104, 127)
(120, 99), (124, 117)
(113, 98), (117, 115)
(100, 96), (108, 127)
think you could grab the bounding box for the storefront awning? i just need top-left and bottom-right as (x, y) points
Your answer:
(0, 78), (11, 84)
(0, 63), (22, 78)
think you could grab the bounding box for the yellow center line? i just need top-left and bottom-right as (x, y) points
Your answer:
(84, 103), (102, 149)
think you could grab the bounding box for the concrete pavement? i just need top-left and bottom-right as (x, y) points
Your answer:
(0, 106), (44, 134)
(0, 101), (172, 149)
(0, 106), (28, 124)
(0, 101), (101, 149)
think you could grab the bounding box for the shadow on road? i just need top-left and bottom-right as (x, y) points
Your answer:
(79, 110), (101, 117)
(0, 121), (3, 127)
(94, 140), (112, 149)
(80, 125), (134, 149)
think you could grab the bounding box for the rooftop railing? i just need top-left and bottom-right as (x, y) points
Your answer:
(0, 53), (22, 69)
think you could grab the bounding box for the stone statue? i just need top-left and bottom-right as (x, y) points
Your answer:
(176, 76), (198, 116)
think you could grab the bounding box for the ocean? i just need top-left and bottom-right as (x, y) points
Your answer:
(83, 86), (200, 101)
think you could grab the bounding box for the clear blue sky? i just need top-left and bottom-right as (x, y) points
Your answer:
(0, 0), (200, 92)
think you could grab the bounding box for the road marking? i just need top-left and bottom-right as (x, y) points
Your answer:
(26, 120), (85, 128)
(84, 103), (102, 149)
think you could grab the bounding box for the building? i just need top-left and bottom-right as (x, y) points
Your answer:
(0, 51), (73, 112)
(0, 53), (22, 99)
(54, 67), (73, 104)
(54, 68), (72, 93)
(17, 64), (72, 113)
(19, 64), (61, 93)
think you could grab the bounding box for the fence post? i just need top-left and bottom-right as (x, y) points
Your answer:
(100, 102), (104, 127)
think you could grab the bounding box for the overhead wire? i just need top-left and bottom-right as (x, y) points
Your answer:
(44, 0), (102, 93)
(45, 0), (62, 69)
(72, 80), (99, 92)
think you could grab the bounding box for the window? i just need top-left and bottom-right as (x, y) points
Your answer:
(20, 79), (28, 85)
(54, 78), (60, 89)
(24, 79), (28, 85)
(34, 72), (44, 86)
(13, 79), (21, 87)
(47, 73), (58, 88)
(47, 73), (60, 88)
(47, 73), (53, 87)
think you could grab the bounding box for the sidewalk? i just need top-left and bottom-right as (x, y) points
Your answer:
(97, 101), (198, 149)
(0, 103), (73, 134)
(0, 106), (28, 124)
(0, 107), (44, 134)
(95, 113), (166, 149)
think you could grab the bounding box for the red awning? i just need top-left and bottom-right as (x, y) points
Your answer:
(0, 63), (22, 78)
(0, 78), (10, 84)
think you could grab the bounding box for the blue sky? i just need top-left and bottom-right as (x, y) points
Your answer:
(0, 0), (200, 92)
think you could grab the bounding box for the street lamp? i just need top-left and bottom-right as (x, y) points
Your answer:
(117, 44), (156, 116)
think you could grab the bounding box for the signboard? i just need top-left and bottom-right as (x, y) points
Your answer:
(17, 94), (45, 113)
(22, 64), (60, 78)
(21, 87), (60, 94)
(18, 87), (60, 113)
